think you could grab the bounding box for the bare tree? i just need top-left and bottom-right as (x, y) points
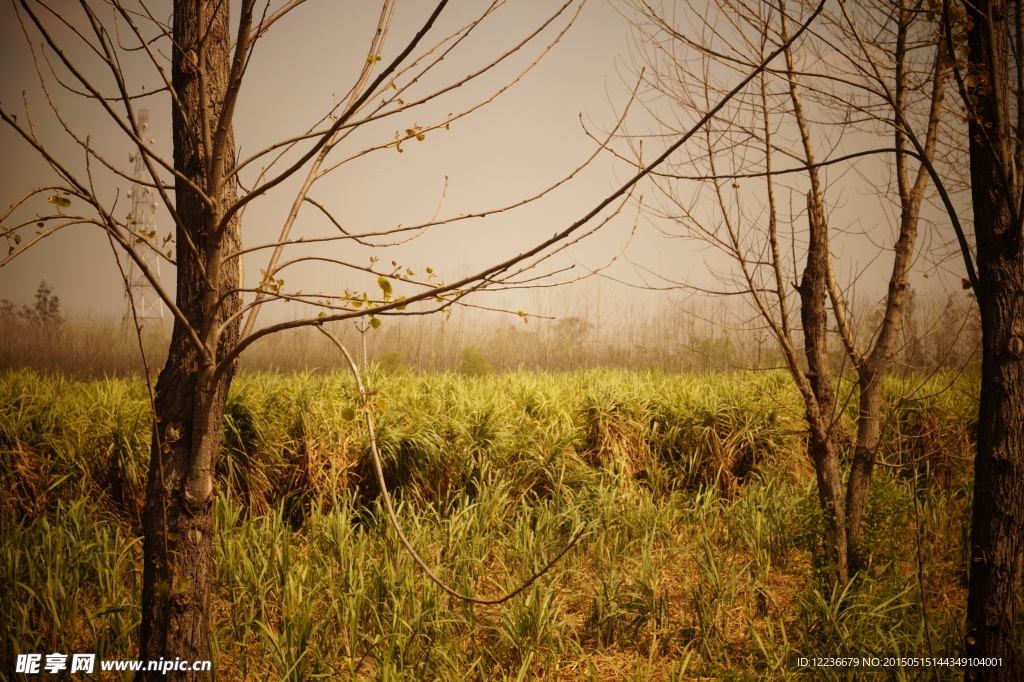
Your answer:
(621, 0), (954, 582)
(939, 0), (1024, 677)
(839, 0), (1024, 672)
(826, 0), (950, 575)
(625, 0), (1022, 669)
(0, 0), (828, 677)
(0, 0), (615, 675)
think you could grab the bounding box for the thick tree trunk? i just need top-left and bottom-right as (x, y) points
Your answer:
(137, 1), (239, 679)
(799, 193), (849, 584)
(963, 1), (1023, 679)
(807, 426), (849, 583)
(966, 239), (1024, 680)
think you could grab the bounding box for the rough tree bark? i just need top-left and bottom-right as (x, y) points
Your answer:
(799, 193), (850, 584)
(962, 0), (1023, 677)
(137, 1), (239, 678)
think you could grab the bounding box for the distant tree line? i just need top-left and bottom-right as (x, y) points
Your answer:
(0, 280), (63, 327)
(0, 285), (978, 377)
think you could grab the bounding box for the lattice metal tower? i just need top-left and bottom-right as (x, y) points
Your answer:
(124, 109), (165, 325)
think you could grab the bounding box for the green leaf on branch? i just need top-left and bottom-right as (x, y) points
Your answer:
(377, 276), (392, 296)
(370, 317), (382, 330)
(47, 195), (71, 209)
(341, 407), (356, 421)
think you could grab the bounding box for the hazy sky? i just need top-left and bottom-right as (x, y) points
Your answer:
(1, 1), (660, 319)
(0, 0), (973, 334)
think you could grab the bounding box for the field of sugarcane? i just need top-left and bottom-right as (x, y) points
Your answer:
(1, 368), (978, 680)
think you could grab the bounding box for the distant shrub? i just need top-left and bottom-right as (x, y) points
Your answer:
(456, 347), (492, 376)
(376, 350), (409, 375)
(1, 280), (63, 327)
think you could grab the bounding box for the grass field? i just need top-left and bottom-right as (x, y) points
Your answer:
(0, 368), (980, 679)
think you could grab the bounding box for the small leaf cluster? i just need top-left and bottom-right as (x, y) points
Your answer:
(2, 224), (23, 252)
(3, 195), (73, 255)
(928, 1), (972, 70)
(340, 391), (387, 421)
(131, 226), (159, 245)
(330, 259), (451, 324)
(47, 195), (71, 210)
(929, 0), (992, 119)
(391, 124), (426, 153)
(258, 269), (285, 294)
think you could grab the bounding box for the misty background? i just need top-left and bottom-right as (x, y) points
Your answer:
(0, 0), (977, 373)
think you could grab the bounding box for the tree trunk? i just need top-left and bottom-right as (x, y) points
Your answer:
(846, 369), (883, 571)
(844, 180), (923, 572)
(799, 192), (849, 584)
(137, 1), (240, 679)
(963, 1), (1023, 679)
(844, 0), (943, 573)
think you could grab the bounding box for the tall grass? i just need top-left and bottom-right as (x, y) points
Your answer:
(1, 368), (981, 679)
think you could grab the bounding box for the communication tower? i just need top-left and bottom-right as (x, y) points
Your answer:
(124, 109), (165, 325)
